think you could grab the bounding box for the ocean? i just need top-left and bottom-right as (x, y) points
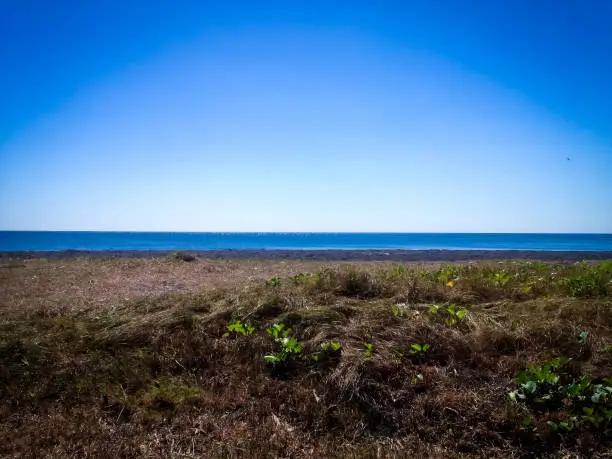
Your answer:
(1, 232), (611, 252)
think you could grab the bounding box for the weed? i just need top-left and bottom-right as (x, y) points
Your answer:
(560, 273), (606, 297)
(312, 341), (342, 362)
(391, 303), (409, 318)
(509, 357), (612, 433)
(409, 343), (430, 363)
(488, 271), (510, 287)
(264, 323), (302, 365)
(387, 265), (408, 279)
(428, 303), (468, 326)
(362, 342), (374, 358)
(223, 319), (255, 337)
(320, 341), (342, 353)
(288, 273), (311, 284)
(409, 343), (430, 355)
(438, 265), (463, 284)
(266, 277), (282, 287)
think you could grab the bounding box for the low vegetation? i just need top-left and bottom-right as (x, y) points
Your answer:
(1, 259), (612, 457)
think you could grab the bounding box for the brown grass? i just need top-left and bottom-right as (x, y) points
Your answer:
(1, 258), (612, 457)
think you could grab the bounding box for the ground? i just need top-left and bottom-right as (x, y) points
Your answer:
(1, 256), (612, 458)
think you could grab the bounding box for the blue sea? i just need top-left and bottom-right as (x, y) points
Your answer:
(1, 232), (611, 252)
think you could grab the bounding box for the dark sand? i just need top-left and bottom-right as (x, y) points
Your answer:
(2, 249), (612, 261)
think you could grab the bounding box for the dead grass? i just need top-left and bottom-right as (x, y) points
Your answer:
(1, 258), (612, 457)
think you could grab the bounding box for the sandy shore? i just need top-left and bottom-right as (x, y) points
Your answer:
(2, 249), (612, 261)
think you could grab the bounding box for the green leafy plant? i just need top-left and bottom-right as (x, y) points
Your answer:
(288, 272), (313, 284)
(409, 343), (431, 355)
(312, 341), (342, 362)
(509, 357), (612, 432)
(509, 358), (568, 405)
(362, 342), (374, 358)
(320, 341), (342, 352)
(266, 277), (282, 287)
(444, 304), (468, 326)
(223, 319), (255, 337)
(488, 271), (510, 287)
(438, 265), (463, 284)
(264, 323), (302, 365)
(560, 274), (606, 297)
(391, 303), (409, 318)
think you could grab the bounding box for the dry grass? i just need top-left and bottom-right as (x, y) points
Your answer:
(1, 257), (612, 457)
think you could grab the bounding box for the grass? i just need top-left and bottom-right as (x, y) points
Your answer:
(1, 258), (612, 457)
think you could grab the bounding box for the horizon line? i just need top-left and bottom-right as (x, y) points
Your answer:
(1, 230), (611, 235)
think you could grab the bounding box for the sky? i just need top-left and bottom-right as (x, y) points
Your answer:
(1, 0), (611, 233)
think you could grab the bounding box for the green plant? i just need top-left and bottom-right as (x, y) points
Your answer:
(289, 273), (313, 285)
(362, 342), (374, 358)
(391, 303), (409, 318)
(264, 323), (302, 365)
(223, 319), (255, 337)
(430, 303), (468, 326)
(312, 341), (342, 362)
(438, 265), (463, 284)
(560, 273), (606, 297)
(578, 331), (589, 346)
(266, 277), (282, 287)
(488, 271), (510, 287)
(387, 265), (408, 278)
(509, 358), (568, 405)
(409, 343), (431, 355)
(596, 260), (612, 274)
(509, 358), (612, 432)
(320, 341), (342, 352)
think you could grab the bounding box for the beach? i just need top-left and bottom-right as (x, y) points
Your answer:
(3, 248), (612, 261)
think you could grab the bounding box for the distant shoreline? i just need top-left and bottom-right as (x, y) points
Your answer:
(2, 249), (612, 262)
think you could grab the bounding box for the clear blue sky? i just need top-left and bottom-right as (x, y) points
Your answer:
(1, 0), (611, 233)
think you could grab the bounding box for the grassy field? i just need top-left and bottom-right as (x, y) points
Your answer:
(1, 256), (612, 457)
